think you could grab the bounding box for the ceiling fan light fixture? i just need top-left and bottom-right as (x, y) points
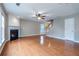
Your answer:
(38, 11), (42, 14)
(37, 17), (41, 20)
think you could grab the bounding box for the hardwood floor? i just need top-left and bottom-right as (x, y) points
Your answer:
(1, 36), (79, 56)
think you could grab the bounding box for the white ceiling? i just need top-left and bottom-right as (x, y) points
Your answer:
(3, 3), (79, 21)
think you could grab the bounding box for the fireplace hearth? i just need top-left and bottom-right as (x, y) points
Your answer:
(10, 29), (18, 41)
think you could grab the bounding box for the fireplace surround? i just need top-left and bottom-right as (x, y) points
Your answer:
(10, 29), (18, 41)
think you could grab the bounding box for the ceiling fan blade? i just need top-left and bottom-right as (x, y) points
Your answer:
(38, 11), (48, 14)
(42, 17), (45, 19)
(42, 16), (46, 17)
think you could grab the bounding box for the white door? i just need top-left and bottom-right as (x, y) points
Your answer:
(65, 18), (75, 41)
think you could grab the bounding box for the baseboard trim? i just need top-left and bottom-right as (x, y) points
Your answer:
(46, 35), (65, 40)
(46, 35), (79, 43)
(67, 40), (79, 43)
(0, 39), (9, 54)
(20, 34), (41, 38)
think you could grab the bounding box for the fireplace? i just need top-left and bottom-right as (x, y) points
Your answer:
(10, 29), (18, 41)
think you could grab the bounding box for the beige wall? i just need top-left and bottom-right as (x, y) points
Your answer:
(20, 20), (40, 37)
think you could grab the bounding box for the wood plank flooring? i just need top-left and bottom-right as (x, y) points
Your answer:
(1, 36), (79, 56)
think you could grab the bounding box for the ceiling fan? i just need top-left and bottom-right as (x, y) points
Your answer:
(32, 11), (47, 20)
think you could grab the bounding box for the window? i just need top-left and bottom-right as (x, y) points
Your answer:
(2, 15), (5, 43)
(0, 12), (5, 46)
(40, 24), (45, 34)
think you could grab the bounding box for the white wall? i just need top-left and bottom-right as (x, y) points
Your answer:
(47, 18), (65, 39)
(8, 14), (20, 26)
(20, 20), (40, 37)
(8, 14), (20, 40)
